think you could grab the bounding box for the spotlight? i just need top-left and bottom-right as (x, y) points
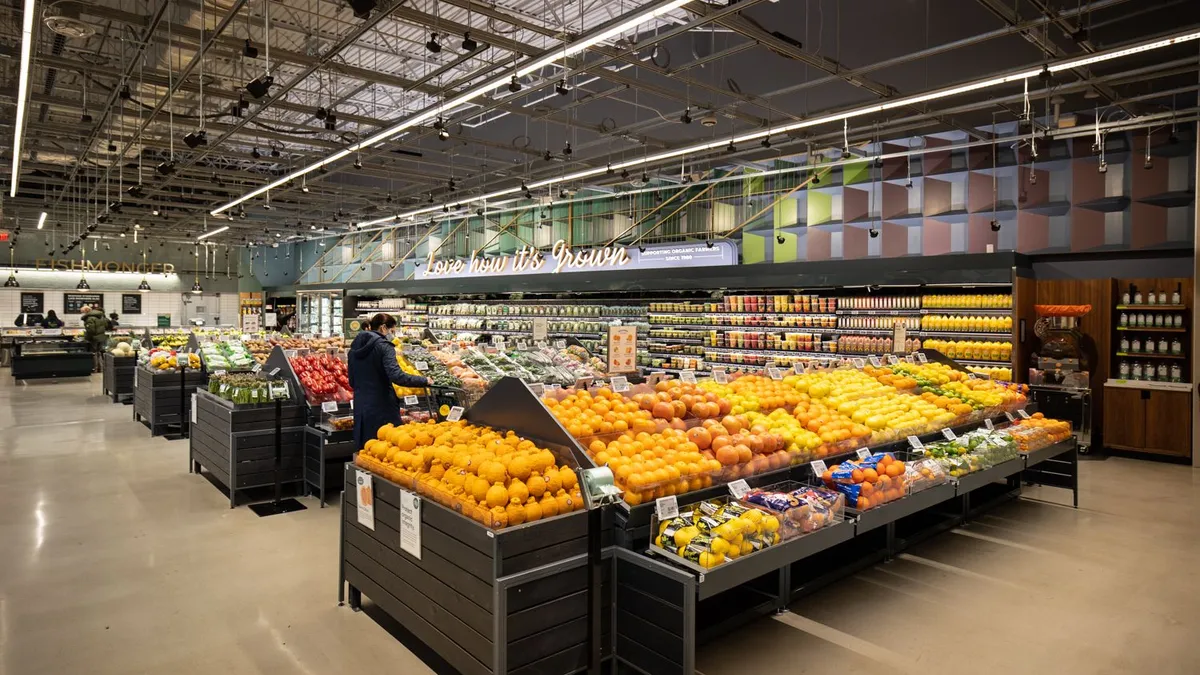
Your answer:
(353, 156), (363, 170)
(4, 272), (17, 288)
(524, 189), (533, 199)
(811, 173), (820, 186)
(873, 157), (884, 168)
(727, 141), (736, 153)
(183, 129), (208, 148)
(251, 147), (261, 159)
(155, 160), (176, 176)
(475, 208), (484, 216)
(563, 141), (572, 156)
(81, 112), (93, 123)
(345, 0), (377, 19)
(559, 188), (569, 199)
(637, 245), (646, 253)
(437, 127), (449, 141)
(118, 84), (132, 100)
(442, 205), (450, 213)
(138, 278), (151, 292)
(425, 33), (441, 53)
(243, 39), (258, 58)
(238, 208), (247, 219)
(543, 149), (553, 161)
(447, 178), (456, 191)
(606, 164), (614, 175)
(244, 74), (274, 99)
(1168, 132), (1179, 145)
(315, 106), (328, 120)
(76, 277), (90, 290)
(461, 31), (478, 51)
(126, 183), (144, 197)
(905, 180), (913, 189)
(190, 280), (203, 294)
(108, 201), (123, 213)
(641, 172), (648, 183)
(869, 228), (879, 238)
(761, 137), (771, 148)
(508, 75), (521, 93)
(990, 220), (1002, 232)
(324, 113), (337, 130)
(776, 235), (785, 244)
(621, 169), (630, 179)
(262, 202), (272, 210)
(705, 240), (714, 249)
(680, 107), (692, 124)
(1144, 158), (1154, 170)
(151, 207), (161, 216)
(427, 193), (435, 203)
(270, 146), (281, 158)
(1098, 160), (1107, 174)
(555, 79), (570, 96)
(300, 179), (309, 193)
(229, 102), (243, 118)
(96, 213), (108, 224)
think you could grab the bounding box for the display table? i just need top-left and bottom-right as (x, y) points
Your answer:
(102, 353), (138, 402)
(133, 365), (208, 437)
(190, 389), (307, 508)
(304, 424), (356, 506)
(11, 339), (93, 380)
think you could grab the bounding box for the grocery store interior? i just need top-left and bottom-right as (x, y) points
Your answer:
(1, 0), (1199, 674)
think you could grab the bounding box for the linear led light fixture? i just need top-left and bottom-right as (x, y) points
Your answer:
(9, 0), (37, 198)
(196, 226), (230, 241)
(36, 211), (47, 230)
(212, 0), (689, 216)
(356, 27), (1200, 229)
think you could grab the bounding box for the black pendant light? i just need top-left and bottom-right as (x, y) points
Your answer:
(138, 277), (151, 293)
(77, 276), (90, 290)
(4, 272), (18, 288)
(190, 279), (203, 294)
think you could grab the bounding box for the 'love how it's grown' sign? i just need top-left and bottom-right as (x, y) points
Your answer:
(416, 239), (736, 280)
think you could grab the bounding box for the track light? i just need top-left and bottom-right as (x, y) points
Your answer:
(811, 172), (820, 186)
(905, 180), (913, 189)
(1098, 160), (1107, 174)
(183, 129), (208, 148)
(524, 189), (533, 199)
(126, 183), (144, 197)
(96, 213), (108, 224)
(442, 205), (450, 213)
(475, 208), (484, 216)
(990, 220), (1002, 232)
(238, 207), (247, 219)
(641, 172), (648, 183)
(324, 113), (337, 130)
(462, 31), (478, 51)
(555, 79), (570, 96)
(727, 141), (736, 153)
(437, 127), (449, 141)
(426, 33), (441, 53)
(244, 74), (274, 99)
(559, 188), (569, 199)
(761, 137), (771, 148)
(543, 149), (553, 162)
(155, 161), (176, 176)
(345, 0), (377, 19)
(606, 164), (614, 175)
(680, 107), (691, 124)
(775, 234), (786, 244)
(508, 75), (522, 93)
(118, 84), (132, 100)
(4, 273), (18, 288)
(353, 156), (363, 170)
(563, 141), (572, 156)
(637, 245), (646, 253)
(243, 39), (258, 58)
(1144, 158), (1154, 170)
(151, 207), (161, 216)
(315, 106), (328, 120)
(108, 201), (123, 213)
(251, 147), (261, 159)
(705, 240), (713, 249)
(869, 228), (879, 238)
(620, 169), (630, 179)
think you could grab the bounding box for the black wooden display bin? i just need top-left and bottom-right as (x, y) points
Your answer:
(341, 464), (613, 675)
(304, 425), (356, 506)
(133, 365), (208, 436)
(189, 389), (308, 508)
(102, 353), (138, 403)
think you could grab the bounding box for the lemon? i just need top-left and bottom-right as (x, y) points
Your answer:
(439, 404), (450, 417)
(709, 537), (730, 556)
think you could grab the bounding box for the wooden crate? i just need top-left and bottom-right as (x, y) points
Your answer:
(133, 365), (208, 436)
(341, 464), (612, 675)
(102, 353), (138, 402)
(304, 426), (356, 506)
(189, 390), (307, 507)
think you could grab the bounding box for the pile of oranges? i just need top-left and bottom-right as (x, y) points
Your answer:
(821, 453), (908, 510)
(543, 387), (659, 438)
(699, 374), (807, 414)
(356, 420), (583, 529)
(1009, 413), (1072, 451)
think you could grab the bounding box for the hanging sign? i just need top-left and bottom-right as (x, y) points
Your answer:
(607, 325), (638, 374)
(532, 317), (549, 342)
(64, 293), (103, 313)
(417, 239), (737, 279)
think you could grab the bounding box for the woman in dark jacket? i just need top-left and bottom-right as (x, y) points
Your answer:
(41, 310), (63, 329)
(348, 313), (430, 450)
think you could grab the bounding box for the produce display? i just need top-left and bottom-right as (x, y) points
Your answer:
(244, 335), (345, 363)
(742, 482), (844, 537)
(565, 344), (608, 375)
(152, 333), (190, 349)
(402, 345), (462, 388)
(653, 498), (783, 569)
(392, 346), (430, 397)
(923, 294), (1012, 309)
(141, 348), (201, 372)
(327, 415), (355, 431)
(108, 341), (138, 357)
(208, 373), (290, 404)
(966, 365), (1013, 381)
(1008, 414), (1072, 452)
(289, 352), (352, 403)
(354, 420), (583, 529)
(198, 340), (256, 371)
(821, 452), (908, 511)
(921, 428), (1019, 477)
(882, 362), (1027, 412)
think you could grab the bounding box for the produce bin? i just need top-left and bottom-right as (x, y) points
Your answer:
(133, 365), (208, 437)
(189, 389), (308, 507)
(102, 353), (138, 403)
(304, 424), (356, 506)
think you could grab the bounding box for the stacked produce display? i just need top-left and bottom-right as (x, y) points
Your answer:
(198, 340), (256, 372)
(353, 419), (583, 529)
(207, 372), (292, 404)
(289, 352), (352, 403)
(919, 428), (1020, 478)
(141, 348), (201, 371)
(1008, 414), (1073, 452)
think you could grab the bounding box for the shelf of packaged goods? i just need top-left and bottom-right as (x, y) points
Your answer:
(1115, 352), (1186, 359)
(646, 323), (840, 332)
(648, 351), (706, 360)
(428, 314), (643, 321)
(1116, 305), (1187, 311)
(950, 358), (1013, 366)
(644, 366), (712, 375)
(1116, 326), (1186, 332)
(952, 456), (1026, 493)
(917, 330), (1012, 339)
(648, 311), (837, 319)
(695, 345), (842, 360)
(918, 308), (1013, 314)
(648, 337), (706, 345)
(836, 309), (922, 316)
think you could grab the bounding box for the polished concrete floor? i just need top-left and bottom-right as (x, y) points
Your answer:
(0, 375), (1196, 675)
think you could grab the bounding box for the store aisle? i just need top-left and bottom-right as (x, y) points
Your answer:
(1, 375), (1197, 675)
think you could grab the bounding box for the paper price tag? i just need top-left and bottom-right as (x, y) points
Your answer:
(399, 489), (422, 559)
(285, 349), (297, 358)
(355, 469), (375, 531)
(655, 496), (679, 521)
(727, 479), (751, 499)
(869, 356), (883, 367)
(534, 340), (548, 348)
(1018, 409), (1031, 419)
(213, 369), (227, 376)
(905, 354), (915, 363)
(941, 428), (957, 441)
(350, 399), (355, 410)
(713, 367), (729, 384)
(885, 354), (898, 364)
(767, 367), (783, 380)
(793, 363), (805, 375)
(553, 340), (567, 349)
(404, 395), (419, 406)
(529, 383), (545, 396)
(269, 367), (281, 376)
(1005, 411), (1016, 422)
(915, 352), (928, 363)
(491, 335), (505, 347)
(856, 448), (871, 460)
(190, 393), (197, 424)
(446, 406), (464, 421)
(852, 358), (866, 369)
(515, 340), (529, 350)
(907, 435), (925, 450)
(810, 460), (828, 477)
(414, 361), (428, 371)
(984, 418), (995, 431)
(252, 363), (262, 373)
(321, 400), (338, 413)
(610, 376), (630, 392)
(679, 370), (697, 384)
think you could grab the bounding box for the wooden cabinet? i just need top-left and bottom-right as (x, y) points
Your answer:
(1104, 385), (1192, 458)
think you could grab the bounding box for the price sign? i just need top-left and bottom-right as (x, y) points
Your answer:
(529, 383), (545, 396)
(869, 356), (883, 367)
(727, 479), (751, 499)
(321, 400), (338, 413)
(852, 358), (866, 369)
(546, 383), (560, 392)
(984, 418), (995, 431)
(515, 340), (529, 350)
(713, 367), (729, 384)
(213, 369), (227, 377)
(190, 394), (198, 424)
(414, 361), (428, 371)
(574, 377), (594, 390)
(856, 448), (871, 460)
(766, 367), (783, 380)
(534, 340), (548, 349)
(885, 354), (898, 364)
(610, 376), (630, 392)
(915, 352), (928, 364)
(905, 354), (915, 363)
(655, 495), (679, 521)
(491, 335), (505, 346)
(1005, 411), (1016, 422)
(907, 435), (925, 450)
(793, 363), (805, 375)
(398, 489), (422, 559)
(404, 395), (419, 406)
(941, 428), (958, 441)
(285, 349), (298, 358)
(553, 340), (567, 349)
(680, 370), (697, 384)
(1018, 409), (1031, 419)
(446, 406), (464, 421)
(810, 460), (828, 477)
(269, 367), (281, 376)
(134, 367), (139, 386)
(355, 469), (375, 531)
(350, 399), (354, 410)
(252, 363), (262, 373)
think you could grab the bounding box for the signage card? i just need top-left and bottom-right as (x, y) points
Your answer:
(355, 470), (375, 530)
(399, 489), (422, 559)
(655, 496), (679, 521)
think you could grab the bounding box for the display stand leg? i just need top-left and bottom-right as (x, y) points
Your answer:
(775, 564), (791, 614)
(338, 506), (346, 606)
(587, 507), (603, 675)
(884, 521), (897, 561)
(348, 584), (361, 612)
(1071, 449), (1079, 508)
(249, 398), (307, 517)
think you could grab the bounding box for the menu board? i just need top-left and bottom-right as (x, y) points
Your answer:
(121, 294), (142, 314)
(607, 325), (638, 374)
(64, 293), (103, 313)
(20, 292), (43, 313)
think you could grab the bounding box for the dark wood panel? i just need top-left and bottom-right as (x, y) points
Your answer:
(1103, 387), (1145, 449)
(1144, 390), (1193, 457)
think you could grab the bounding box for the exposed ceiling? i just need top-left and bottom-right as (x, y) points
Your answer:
(2, 0), (1199, 252)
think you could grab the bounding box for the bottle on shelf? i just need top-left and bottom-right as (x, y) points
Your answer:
(1170, 363), (1182, 382)
(1122, 284), (1132, 305)
(1154, 314), (1165, 327)
(1119, 312), (1128, 326)
(1174, 314), (1184, 328)
(1172, 283), (1182, 306)
(1171, 337), (1183, 355)
(1133, 285), (1143, 305)
(1119, 336), (1130, 352)
(1158, 289), (1168, 305)
(1118, 360), (1130, 379)
(1157, 363), (1169, 380)
(1130, 337), (1141, 353)
(1158, 337), (1169, 354)
(1147, 288), (1158, 305)
(1132, 362), (1143, 379)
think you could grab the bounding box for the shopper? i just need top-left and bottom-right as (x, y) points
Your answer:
(14, 313), (43, 327)
(348, 313), (430, 450)
(107, 312), (120, 329)
(41, 310), (63, 329)
(81, 305), (109, 373)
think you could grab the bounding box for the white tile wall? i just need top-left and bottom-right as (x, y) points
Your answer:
(0, 290), (240, 328)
